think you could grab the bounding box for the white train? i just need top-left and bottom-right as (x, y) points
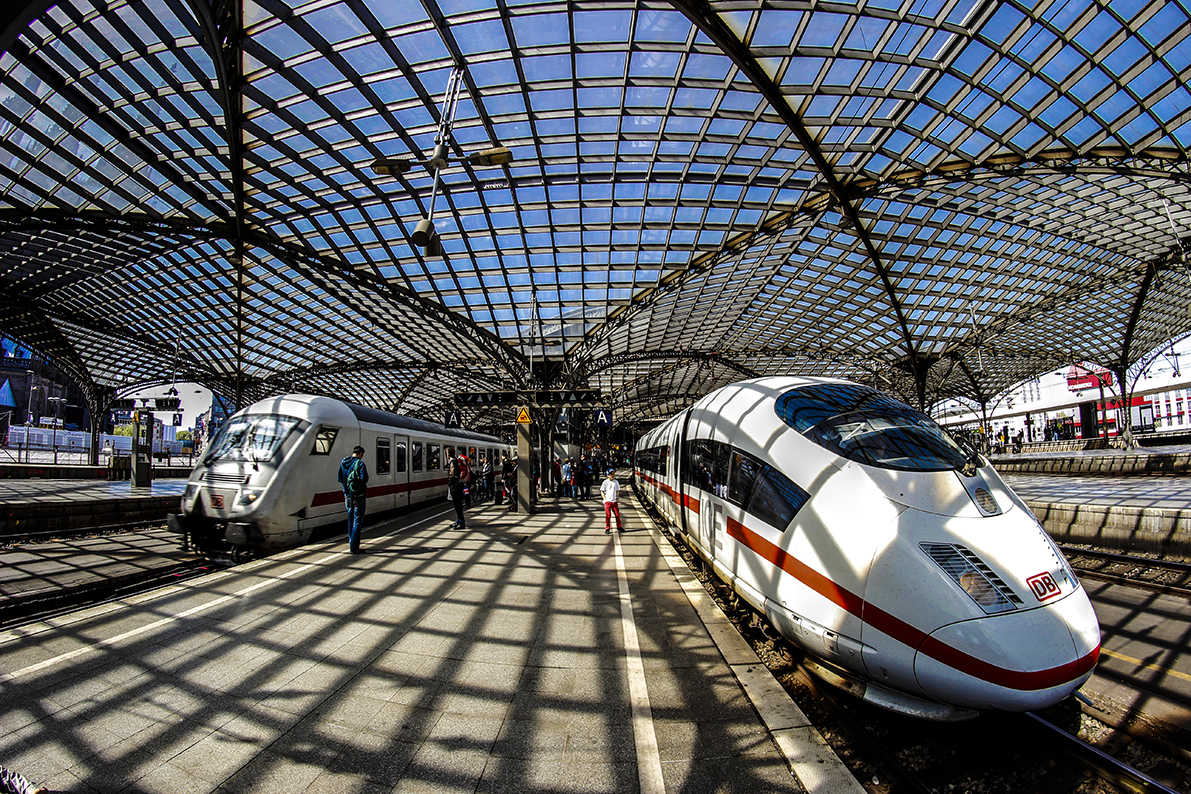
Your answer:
(634, 376), (1100, 720)
(173, 395), (510, 553)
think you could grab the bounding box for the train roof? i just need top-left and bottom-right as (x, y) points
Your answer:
(241, 394), (503, 445)
(346, 401), (503, 444)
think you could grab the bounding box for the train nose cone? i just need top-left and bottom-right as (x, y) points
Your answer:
(914, 591), (1100, 711)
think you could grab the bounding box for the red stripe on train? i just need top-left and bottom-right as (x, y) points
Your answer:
(310, 475), (451, 508)
(724, 515), (1099, 691)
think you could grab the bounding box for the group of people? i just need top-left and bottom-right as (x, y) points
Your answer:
(552, 454), (616, 500)
(336, 446), (623, 552)
(446, 451), (522, 528)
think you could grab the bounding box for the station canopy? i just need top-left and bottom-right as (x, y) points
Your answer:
(2, 0), (1190, 434)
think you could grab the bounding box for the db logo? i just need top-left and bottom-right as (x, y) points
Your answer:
(1027, 572), (1061, 602)
(210, 494), (225, 509)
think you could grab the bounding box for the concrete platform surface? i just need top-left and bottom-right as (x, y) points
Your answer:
(1003, 473), (1191, 510)
(0, 491), (861, 794)
(0, 478), (189, 505)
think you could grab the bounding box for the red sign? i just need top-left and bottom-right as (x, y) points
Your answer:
(210, 494), (224, 509)
(1027, 572), (1061, 602)
(1066, 365), (1112, 392)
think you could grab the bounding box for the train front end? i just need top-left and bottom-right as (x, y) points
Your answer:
(773, 381), (1100, 717)
(175, 398), (320, 553)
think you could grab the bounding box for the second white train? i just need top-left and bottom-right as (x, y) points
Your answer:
(175, 395), (510, 553)
(634, 376), (1100, 721)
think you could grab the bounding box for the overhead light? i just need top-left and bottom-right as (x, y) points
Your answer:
(370, 158), (415, 176)
(465, 146), (514, 167)
(411, 218), (437, 247)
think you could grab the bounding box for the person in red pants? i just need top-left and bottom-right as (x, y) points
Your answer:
(600, 469), (624, 535)
(1, 764), (47, 794)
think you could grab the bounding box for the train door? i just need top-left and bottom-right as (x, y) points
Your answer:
(707, 501), (725, 559)
(711, 440), (731, 563)
(699, 496), (714, 553)
(393, 434), (410, 507)
(372, 435), (396, 514)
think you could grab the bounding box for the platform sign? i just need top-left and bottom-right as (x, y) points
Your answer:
(515, 406), (532, 424)
(444, 410), (462, 428)
(455, 390), (519, 406)
(536, 389), (602, 405)
(594, 408), (612, 427)
(110, 398), (136, 411)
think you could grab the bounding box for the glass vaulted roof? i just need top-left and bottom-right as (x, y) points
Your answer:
(2, 0), (1190, 432)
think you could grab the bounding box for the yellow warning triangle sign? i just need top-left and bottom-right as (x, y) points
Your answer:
(515, 407), (532, 424)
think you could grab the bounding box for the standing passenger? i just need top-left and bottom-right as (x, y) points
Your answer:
(482, 455), (494, 502)
(495, 453), (508, 505)
(504, 454), (518, 512)
(601, 469), (624, 535)
(448, 454), (468, 529)
(337, 445), (368, 555)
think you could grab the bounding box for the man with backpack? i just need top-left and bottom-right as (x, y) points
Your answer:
(337, 445), (369, 554)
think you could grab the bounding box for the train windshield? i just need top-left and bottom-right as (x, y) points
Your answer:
(204, 413), (306, 465)
(775, 384), (969, 472)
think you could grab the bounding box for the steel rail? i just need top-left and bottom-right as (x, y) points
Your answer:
(1025, 711), (1183, 794)
(793, 666), (936, 794)
(0, 559), (214, 629)
(0, 519), (170, 545)
(1060, 545), (1191, 574)
(1063, 545), (1191, 597)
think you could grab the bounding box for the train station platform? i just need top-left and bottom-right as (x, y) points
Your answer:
(0, 478), (189, 539)
(992, 443), (1191, 476)
(0, 490), (860, 794)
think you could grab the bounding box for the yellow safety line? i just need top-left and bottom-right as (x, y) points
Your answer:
(1099, 647), (1191, 683)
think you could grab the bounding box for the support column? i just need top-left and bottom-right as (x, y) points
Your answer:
(517, 406), (534, 515)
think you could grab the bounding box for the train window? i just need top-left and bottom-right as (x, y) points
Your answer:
(428, 444), (441, 471)
(469, 446), (476, 462)
(311, 426), (338, 455)
(205, 414), (306, 465)
(727, 449), (761, 506)
(683, 439), (716, 492)
(746, 465), (810, 531)
(412, 442), (423, 472)
(376, 437), (391, 475)
(713, 441), (731, 497)
(395, 441), (407, 473)
(636, 445), (666, 475)
(776, 384), (970, 472)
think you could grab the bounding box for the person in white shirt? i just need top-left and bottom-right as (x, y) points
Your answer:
(600, 468), (624, 535)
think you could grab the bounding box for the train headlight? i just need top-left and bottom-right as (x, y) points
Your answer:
(238, 488), (265, 506)
(921, 543), (1023, 614)
(183, 483), (199, 502)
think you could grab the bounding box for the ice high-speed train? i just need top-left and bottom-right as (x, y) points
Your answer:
(634, 377), (1100, 720)
(173, 395), (510, 553)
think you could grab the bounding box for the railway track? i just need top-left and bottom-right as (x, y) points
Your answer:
(0, 521), (227, 630)
(1062, 546), (1191, 598)
(0, 558), (218, 629)
(0, 518), (173, 547)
